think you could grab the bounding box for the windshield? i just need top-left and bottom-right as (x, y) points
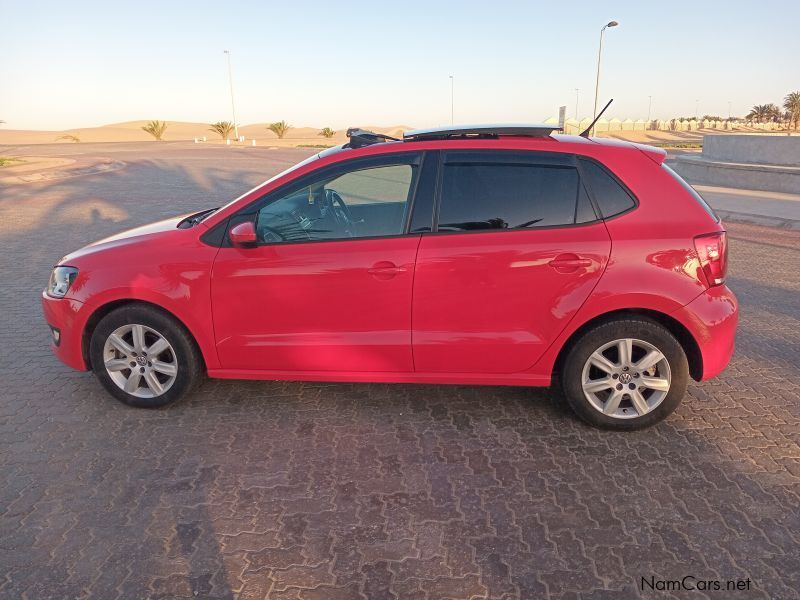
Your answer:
(203, 145), (347, 220)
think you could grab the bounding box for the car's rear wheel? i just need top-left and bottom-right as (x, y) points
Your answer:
(560, 318), (688, 430)
(90, 304), (202, 408)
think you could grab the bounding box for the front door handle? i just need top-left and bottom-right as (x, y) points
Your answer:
(368, 261), (407, 279)
(548, 254), (592, 270)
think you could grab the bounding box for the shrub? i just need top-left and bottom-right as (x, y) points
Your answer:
(142, 120), (168, 141)
(209, 121), (235, 140)
(268, 121), (291, 139)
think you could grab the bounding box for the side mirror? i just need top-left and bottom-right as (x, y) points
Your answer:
(229, 221), (257, 247)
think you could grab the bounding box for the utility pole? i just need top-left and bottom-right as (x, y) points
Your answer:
(449, 75), (454, 125)
(591, 20), (619, 135)
(224, 50), (239, 141)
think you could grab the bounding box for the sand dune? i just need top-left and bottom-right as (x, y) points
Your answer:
(0, 121), (411, 146)
(0, 120), (762, 147)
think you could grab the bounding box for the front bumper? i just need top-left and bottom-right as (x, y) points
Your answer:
(672, 284), (738, 381)
(41, 292), (89, 371)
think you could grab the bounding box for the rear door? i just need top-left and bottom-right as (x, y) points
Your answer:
(412, 150), (611, 374)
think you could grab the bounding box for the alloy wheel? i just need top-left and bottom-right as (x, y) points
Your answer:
(102, 324), (178, 398)
(581, 338), (671, 419)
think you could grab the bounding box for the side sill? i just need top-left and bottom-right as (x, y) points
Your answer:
(207, 369), (552, 387)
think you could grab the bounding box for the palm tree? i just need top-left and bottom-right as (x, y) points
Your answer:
(746, 104), (770, 123)
(766, 103), (782, 122)
(209, 121), (235, 140)
(319, 127), (335, 139)
(268, 121), (291, 139)
(141, 120), (168, 141)
(784, 91), (800, 130)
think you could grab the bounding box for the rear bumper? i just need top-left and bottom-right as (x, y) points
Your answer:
(41, 292), (89, 371)
(673, 284), (738, 381)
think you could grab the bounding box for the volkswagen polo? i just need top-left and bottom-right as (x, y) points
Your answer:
(42, 125), (737, 429)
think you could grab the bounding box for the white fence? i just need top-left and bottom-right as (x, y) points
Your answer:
(545, 116), (789, 135)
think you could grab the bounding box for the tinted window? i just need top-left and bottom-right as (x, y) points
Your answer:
(579, 158), (636, 218)
(576, 184), (597, 224)
(255, 164), (416, 243)
(438, 163), (583, 231)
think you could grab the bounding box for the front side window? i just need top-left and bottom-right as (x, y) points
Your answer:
(438, 160), (589, 231)
(255, 163), (417, 243)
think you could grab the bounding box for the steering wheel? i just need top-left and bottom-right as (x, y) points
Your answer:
(325, 189), (357, 237)
(258, 224), (288, 243)
(256, 214), (313, 243)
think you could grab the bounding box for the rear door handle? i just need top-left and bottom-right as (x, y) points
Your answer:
(548, 254), (592, 269)
(368, 261), (407, 279)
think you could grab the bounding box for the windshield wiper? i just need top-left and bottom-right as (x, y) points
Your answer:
(177, 208), (218, 229)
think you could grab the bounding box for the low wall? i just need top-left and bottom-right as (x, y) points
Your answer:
(702, 134), (800, 166)
(673, 156), (800, 195)
(673, 134), (800, 194)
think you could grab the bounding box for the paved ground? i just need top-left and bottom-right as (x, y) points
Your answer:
(1, 142), (799, 599)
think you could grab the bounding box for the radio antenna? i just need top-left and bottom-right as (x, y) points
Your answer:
(580, 99), (614, 137)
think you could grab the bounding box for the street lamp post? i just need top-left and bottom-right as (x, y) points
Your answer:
(647, 95), (652, 123)
(223, 50), (239, 141)
(591, 20), (619, 136)
(574, 88), (580, 119)
(449, 75), (454, 125)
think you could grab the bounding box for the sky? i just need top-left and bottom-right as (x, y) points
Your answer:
(2, 0), (799, 130)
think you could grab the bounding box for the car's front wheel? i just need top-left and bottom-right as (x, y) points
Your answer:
(560, 318), (688, 430)
(89, 304), (203, 408)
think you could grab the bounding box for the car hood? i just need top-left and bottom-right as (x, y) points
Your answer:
(57, 212), (199, 265)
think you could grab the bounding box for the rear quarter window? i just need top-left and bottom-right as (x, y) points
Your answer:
(578, 158), (637, 218)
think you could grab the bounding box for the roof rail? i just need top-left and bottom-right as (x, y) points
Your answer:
(345, 128), (400, 149)
(404, 124), (561, 141)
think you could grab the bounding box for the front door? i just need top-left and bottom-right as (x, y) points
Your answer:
(212, 153), (427, 373)
(412, 150), (611, 374)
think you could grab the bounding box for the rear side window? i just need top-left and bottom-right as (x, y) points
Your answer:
(438, 161), (591, 231)
(578, 158), (636, 218)
(662, 164), (719, 222)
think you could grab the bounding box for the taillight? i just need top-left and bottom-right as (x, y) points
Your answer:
(694, 231), (728, 287)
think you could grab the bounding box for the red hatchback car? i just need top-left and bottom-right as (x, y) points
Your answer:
(43, 125), (737, 429)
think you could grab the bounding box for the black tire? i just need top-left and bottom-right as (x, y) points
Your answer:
(89, 304), (203, 408)
(560, 318), (688, 430)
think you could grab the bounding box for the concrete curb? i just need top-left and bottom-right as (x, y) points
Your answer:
(0, 159), (126, 185)
(717, 209), (800, 231)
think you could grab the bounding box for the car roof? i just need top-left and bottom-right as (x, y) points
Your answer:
(329, 126), (664, 164)
(403, 124), (561, 140)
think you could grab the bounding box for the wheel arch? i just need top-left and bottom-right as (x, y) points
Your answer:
(552, 308), (703, 382)
(82, 299), (206, 371)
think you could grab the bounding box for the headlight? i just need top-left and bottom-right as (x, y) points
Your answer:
(47, 266), (79, 298)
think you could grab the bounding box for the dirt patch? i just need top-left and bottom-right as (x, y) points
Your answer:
(0, 157), (124, 184)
